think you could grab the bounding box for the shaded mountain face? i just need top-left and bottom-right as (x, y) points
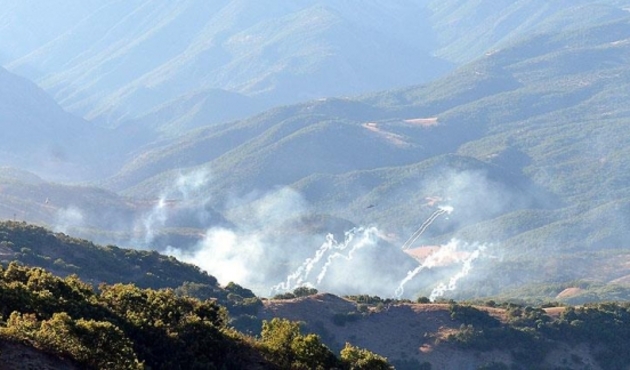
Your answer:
(427, 0), (630, 63)
(2, 0), (450, 130)
(88, 16), (630, 299)
(3, 2), (630, 301)
(0, 67), (117, 181)
(121, 88), (265, 139)
(1, 0), (626, 137)
(0, 0), (104, 61)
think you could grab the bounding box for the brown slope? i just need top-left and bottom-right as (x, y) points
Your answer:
(0, 340), (80, 370)
(260, 295), (603, 369)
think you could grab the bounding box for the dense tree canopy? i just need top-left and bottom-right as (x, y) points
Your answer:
(0, 262), (390, 369)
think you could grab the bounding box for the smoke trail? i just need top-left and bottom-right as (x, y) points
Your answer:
(139, 197), (167, 246)
(393, 206), (456, 298)
(53, 206), (85, 234)
(401, 205), (453, 250)
(401, 209), (444, 250)
(394, 241), (458, 298)
(429, 244), (486, 301)
(316, 227), (379, 285)
(272, 233), (338, 292)
(272, 227), (378, 293)
(134, 169), (211, 247)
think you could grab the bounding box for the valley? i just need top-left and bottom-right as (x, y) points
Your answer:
(2, 1), (630, 368)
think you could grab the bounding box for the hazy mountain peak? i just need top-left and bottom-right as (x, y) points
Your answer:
(2, 1), (450, 127)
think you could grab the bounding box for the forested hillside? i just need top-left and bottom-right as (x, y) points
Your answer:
(0, 67), (111, 181)
(4, 246), (630, 369)
(0, 221), (217, 289)
(0, 262), (392, 369)
(68, 15), (630, 301)
(1, 1), (448, 130)
(2, 0), (630, 325)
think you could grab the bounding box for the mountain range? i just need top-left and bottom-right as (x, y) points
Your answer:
(2, 1), (630, 303)
(4, 222), (630, 369)
(1, 0), (448, 130)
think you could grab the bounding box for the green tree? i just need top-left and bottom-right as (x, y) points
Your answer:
(340, 342), (391, 370)
(260, 318), (339, 369)
(1, 312), (143, 370)
(293, 286), (318, 297)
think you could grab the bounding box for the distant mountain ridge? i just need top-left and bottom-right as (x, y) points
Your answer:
(0, 67), (113, 181)
(3, 0), (626, 130)
(2, 1), (630, 303)
(2, 0), (449, 129)
(427, 0), (630, 63)
(90, 16), (630, 300)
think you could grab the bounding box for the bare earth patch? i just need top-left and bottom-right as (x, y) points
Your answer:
(556, 287), (585, 299)
(0, 340), (80, 370)
(361, 123), (410, 147)
(543, 306), (567, 319)
(261, 296), (607, 368)
(404, 246), (471, 266)
(404, 117), (439, 127)
(609, 273), (630, 284)
(261, 298), (517, 368)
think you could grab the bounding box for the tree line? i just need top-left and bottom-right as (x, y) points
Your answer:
(0, 262), (390, 369)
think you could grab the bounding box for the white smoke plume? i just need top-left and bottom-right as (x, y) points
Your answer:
(174, 170), (210, 200)
(272, 233), (338, 292)
(45, 167), (498, 300)
(316, 227), (380, 285)
(162, 180), (403, 296)
(421, 170), (527, 236)
(429, 243), (487, 301)
(394, 240), (459, 298)
(166, 227), (265, 287)
(139, 198), (167, 246)
(165, 186), (317, 293)
(134, 169), (211, 248)
(401, 205), (453, 250)
(53, 206), (84, 234)
(142, 168), (503, 298)
(394, 239), (487, 299)
(271, 226), (382, 294)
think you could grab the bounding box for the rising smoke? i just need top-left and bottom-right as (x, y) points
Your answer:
(53, 206), (85, 234)
(160, 176), (409, 296)
(133, 169), (212, 248)
(147, 169), (497, 298)
(166, 227), (267, 288)
(165, 184), (323, 293)
(394, 239), (487, 300)
(44, 166), (504, 299)
(316, 227), (380, 285)
(271, 226), (381, 294)
(429, 243), (486, 301)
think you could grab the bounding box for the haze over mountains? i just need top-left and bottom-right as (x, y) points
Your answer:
(2, 0), (630, 302)
(2, 0), (448, 129)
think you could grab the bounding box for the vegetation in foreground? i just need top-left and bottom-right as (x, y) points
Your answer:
(5, 221), (630, 369)
(6, 260), (630, 369)
(0, 262), (390, 369)
(444, 302), (630, 370)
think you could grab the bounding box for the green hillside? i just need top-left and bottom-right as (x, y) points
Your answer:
(0, 262), (393, 369)
(427, 0), (630, 63)
(89, 17), (630, 300)
(3, 4), (630, 303)
(0, 222), (391, 369)
(6, 255), (630, 369)
(0, 221), (218, 289)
